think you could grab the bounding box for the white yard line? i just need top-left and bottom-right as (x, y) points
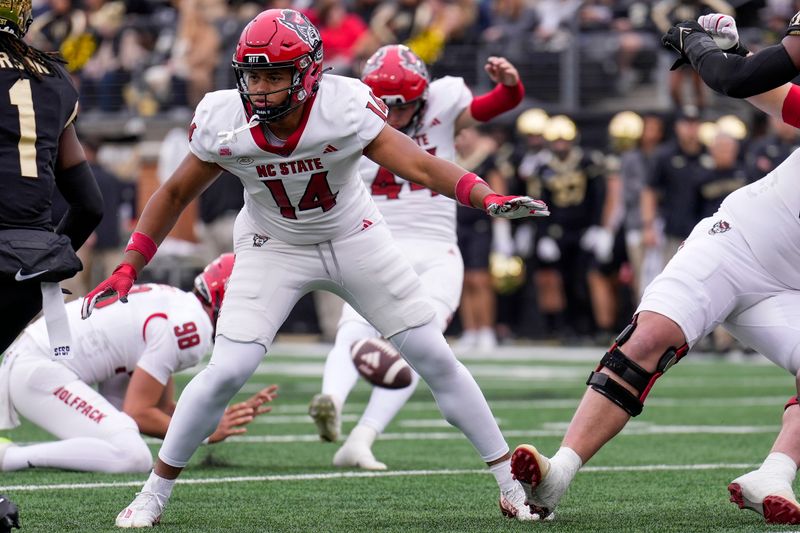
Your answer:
(0, 462), (760, 493)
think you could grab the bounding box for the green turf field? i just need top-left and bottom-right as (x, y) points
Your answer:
(2, 344), (797, 532)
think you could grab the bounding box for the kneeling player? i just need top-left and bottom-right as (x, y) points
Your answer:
(0, 254), (276, 473)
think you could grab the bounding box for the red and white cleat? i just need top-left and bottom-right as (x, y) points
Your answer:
(728, 470), (800, 524)
(511, 444), (567, 518)
(499, 483), (554, 521)
(115, 491), (165, 528)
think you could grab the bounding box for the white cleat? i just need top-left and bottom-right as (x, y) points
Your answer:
(333, 443), (387, 470)
(115, 491), (165, 528)
(308, 394), (340, 442)
(728, 470), (800, 524)
(510, 444), (567, 518)
(499, 483), (554, 521)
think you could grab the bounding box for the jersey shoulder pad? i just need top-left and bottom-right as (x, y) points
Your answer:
(189, 90), (241, 161)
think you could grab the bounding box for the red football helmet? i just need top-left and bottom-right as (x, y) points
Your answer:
(232, 9), (324, 123)
(193, 253), (235, 327)
(361, 45), (429, 134)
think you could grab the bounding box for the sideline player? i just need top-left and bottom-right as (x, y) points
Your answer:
(80, 9), (550, 527)
(0, 254), (276, 473)
(0, 0), (103, 353)
(309, 45), (525, 472)
(510, 11), (800, 525)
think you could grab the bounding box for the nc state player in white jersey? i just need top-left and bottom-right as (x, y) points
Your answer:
(509, 13), (800, 525)
(79, 9), (550, 527)
(310, 45), (525, 474)
(0, 254), (275, 474)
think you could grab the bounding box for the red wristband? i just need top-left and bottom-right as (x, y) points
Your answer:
(469, 81), (525, 122)
(782, 84), (800, 128)
(125, 231), (158, 264)
(455, 172), (488, 207)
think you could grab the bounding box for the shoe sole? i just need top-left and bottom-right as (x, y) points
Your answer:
(308, 395), (338, 442)
(511, 444), (551, 517)
(728, 483), (800, 524)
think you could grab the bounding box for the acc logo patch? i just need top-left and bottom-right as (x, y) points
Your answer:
(708, 220), (731, 235)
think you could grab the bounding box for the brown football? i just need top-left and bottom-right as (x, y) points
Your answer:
(350, 337), (413, 389)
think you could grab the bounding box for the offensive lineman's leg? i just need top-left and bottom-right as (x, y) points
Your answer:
(511, 311), (686, 517)
(723, 294), (800, 523)
(116, 337), (266, 528)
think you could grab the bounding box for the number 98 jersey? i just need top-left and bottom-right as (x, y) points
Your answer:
(22, 284), (213, 386)
(0, 61), (79, 230)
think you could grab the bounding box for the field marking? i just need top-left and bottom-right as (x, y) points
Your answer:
(0, 462), (760, 493)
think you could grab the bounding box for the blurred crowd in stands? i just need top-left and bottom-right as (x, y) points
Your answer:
(30, 0), (800, 350)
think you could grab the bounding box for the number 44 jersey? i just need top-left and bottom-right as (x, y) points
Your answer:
(0, 58), (78, 230)
(189, 74), (388, 245)
(23, 284), (213, 387)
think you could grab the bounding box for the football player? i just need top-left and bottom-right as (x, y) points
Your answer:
(0, 254), (276, 473)
(0, 0), (103, 353)
(82, 9), (550, 527)
(309, 45), (524, 473)
(509, 12), (800, 525)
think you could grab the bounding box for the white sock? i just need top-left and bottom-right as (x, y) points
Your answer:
(552, 447), (583, 481)
(760, 452), (798, 483)
(143, 471), (176, 499)
(489, 459), (516, 493)
(345, 424), (378, 448)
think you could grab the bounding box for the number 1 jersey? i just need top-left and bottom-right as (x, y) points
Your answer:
(0, 60), (78, 230)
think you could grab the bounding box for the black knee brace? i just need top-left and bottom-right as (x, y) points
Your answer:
(586, 316), (689, 417)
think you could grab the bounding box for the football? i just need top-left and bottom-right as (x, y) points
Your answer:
(351, 338), (413, 389)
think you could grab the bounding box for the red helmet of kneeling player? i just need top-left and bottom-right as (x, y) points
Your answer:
(361, 44), (429, 134)
(194, 253), (235, 329)
(232, 8), (324, 123)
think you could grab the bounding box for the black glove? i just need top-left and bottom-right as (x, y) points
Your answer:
(663, 21), (707, 70)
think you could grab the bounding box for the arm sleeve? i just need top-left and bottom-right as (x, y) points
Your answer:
(54, 161), (104, 250)
(685, 32), (800, 99)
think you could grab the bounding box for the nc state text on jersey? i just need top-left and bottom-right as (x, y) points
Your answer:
(256, 157), (325, 177)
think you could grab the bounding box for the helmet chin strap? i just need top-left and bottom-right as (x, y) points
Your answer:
(218, 114), (260, 144)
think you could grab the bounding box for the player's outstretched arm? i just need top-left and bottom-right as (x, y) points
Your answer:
(123, 368), (176, 439)
(81, 153), (222, 318)
(364, 125), (548, 219)
(455, 56), (524, 131)
(662, 15), (800, 100)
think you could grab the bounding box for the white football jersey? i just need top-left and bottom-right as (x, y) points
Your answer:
(25, 284), (212, 386)
(359, 76), (472, 243)
(721, 147), (800, 289)
(189, 75), (387, 245)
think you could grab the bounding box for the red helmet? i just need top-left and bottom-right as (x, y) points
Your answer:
(232, 9), (324, 123)
(361, 45), (429, 134)
(193, 253), (235, 326)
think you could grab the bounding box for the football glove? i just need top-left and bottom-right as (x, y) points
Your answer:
(81, 263), (138, 319)
(484, 194), (550, 219)
(536, 236), (560, 263)
(580, 226), (614, 264)
(0, 495), (19, 533)
(662, 20), (707, 70)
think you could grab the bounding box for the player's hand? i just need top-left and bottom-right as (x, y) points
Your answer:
(580, 226), (614, 264)
(662, 20), (706, 70)
(536, 236), (560, 262)
(484, 194), (549, 219)
(484, 56), (520, 86)
(697, 13), (738, 49)
(208, 385), (278, 443)
(81, 263), (137, 319)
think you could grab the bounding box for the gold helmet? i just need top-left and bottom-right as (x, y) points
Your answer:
(608, 111), (644, 151)
(516, 108), (549, 136)
(0, 0), (32, 38)
(543, 115), (577, 142)
(490, 253), (526, 294)
(716, 114), (748, 140)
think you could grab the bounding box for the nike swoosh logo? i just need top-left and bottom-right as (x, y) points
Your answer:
(15, 269), (47, 281)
